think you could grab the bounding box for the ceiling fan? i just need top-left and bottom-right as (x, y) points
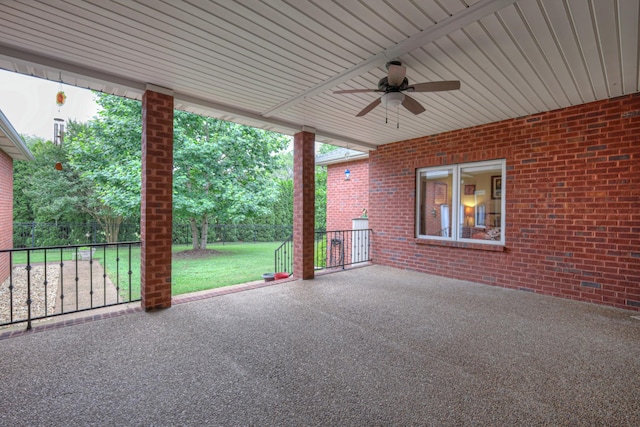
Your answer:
(334, 60), (460, 117)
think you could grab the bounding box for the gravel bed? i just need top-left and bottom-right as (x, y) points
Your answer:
(0, 265), (59, 325)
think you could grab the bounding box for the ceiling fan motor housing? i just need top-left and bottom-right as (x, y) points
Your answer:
(378, 76), (409, 91)
(385, 60), (402, 69)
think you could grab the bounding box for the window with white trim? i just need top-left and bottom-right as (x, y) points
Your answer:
(416, 160), (505, 245)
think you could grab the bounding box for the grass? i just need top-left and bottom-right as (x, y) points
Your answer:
(170, 242), (281, 295)
(99, 245), (141, 300)
(99, 242), (283, 297)
(7, 242), (283, 298)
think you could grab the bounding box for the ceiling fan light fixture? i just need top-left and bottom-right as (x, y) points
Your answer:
(334, 60), (459, 118)
(381, 92), (404, 108)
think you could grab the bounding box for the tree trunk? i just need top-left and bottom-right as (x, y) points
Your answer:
(94, 215), (122, 243)
(105, 216), (122, 243)
(190, 218), (199, 250)
(200, 214), (208, 250)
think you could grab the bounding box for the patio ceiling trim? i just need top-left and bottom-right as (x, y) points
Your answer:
(0, 45), (146, 95)
(0, 44), (378, 150)
(261, 0), (519, 118)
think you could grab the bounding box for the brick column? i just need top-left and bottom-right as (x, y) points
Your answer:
(0, 151), (12, 283)
(141, 85), (173, 310)
(293, 129), (315, 279)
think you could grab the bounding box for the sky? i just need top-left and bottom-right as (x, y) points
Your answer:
(0, 69), (99, 140)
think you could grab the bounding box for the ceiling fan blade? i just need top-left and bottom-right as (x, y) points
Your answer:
(402, 94), (426, 115)
(387, 64), (406, 86)
(407, 81), (461, 92)
(334, 89), (380, 94)
(356, 97), (381, 117)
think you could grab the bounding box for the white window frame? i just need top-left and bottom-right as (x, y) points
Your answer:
(416, 160), (506, 246)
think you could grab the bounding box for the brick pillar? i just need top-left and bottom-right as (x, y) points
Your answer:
(141, 86), (173, 310)
(0, 151), (12, 283)
(293, 129), (315, 279)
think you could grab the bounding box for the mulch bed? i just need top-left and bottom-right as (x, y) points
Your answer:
(0, 265), (59, 325)
(172, 249), (223, 260)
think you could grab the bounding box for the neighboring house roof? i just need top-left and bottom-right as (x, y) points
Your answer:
(315, 148), (368, 166)
(0, 109), (33, 161)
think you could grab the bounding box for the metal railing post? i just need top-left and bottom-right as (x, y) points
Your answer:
(26, 250), (32, 330)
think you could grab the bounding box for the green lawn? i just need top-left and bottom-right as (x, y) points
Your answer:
(102, 242), (283, 297)
(170, 243), (281, 295)
(8, 242), (284, 298)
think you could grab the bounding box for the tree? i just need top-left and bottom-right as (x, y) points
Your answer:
(173, 113), (289, 249)
(31, 92), (290, 248)
(315, 143), (340, 230)
(12, 136), (47, 222)
(65, 93), (142, 242)
(268, 150), (293, 227)
(273, 176), (294, 227)
(13, 135), (90, 224)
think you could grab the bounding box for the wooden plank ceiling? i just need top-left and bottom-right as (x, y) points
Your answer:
(0, 0), (637, 151)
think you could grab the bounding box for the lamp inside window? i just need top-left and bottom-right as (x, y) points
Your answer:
(464, 205), (474, 226)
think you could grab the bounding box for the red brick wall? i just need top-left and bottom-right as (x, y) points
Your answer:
(369, 94), (640, 310)
(141, 89), (173, 310)
(326, 158), (369, 232)
(0, 151), (12, 283)
(293, 131), (315, 279)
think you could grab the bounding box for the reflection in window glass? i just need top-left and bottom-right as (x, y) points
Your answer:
(418, 168), (454, 238)
(459, 164), (502, 242)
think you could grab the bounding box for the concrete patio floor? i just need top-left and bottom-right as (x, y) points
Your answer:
(0, 265), (638, 426)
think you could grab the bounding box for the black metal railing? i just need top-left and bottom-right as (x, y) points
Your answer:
(274, 234), (293, 274)
(315, 229), (372, 270)
(12, 222), (141, 248)
(13, 222), (292, 248)
(0, 242), (141, 330)
(274, 229), (372, 275)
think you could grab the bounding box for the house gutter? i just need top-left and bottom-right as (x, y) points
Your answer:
(0, 109), (34, 161)
(315, 149), (369, 166)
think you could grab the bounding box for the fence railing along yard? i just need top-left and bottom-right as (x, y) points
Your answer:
(274, 229), (372, 275)
(13, 222), (292, 248)
(0, 242), (140, 330)
(2, 225), (370, 330)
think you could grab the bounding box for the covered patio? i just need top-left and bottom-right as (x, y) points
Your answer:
(1, 265), (639, 425)
(0, 3), (638, 423)
(1, 1), (638, 310)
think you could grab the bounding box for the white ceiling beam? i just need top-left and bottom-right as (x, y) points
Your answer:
(261, 0), (519, 118)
